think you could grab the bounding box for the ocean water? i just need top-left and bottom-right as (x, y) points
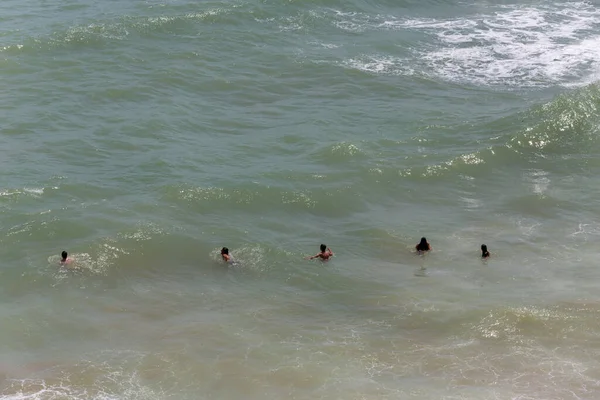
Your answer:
(2, 0), (600, 398)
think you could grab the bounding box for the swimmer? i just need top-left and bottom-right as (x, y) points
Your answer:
(481, 244), (490, 259)
(60, 250), (73, 265)
(221, 247), (232, 263)
(415, 237), (431, 253)
(306, 244), (334, 261)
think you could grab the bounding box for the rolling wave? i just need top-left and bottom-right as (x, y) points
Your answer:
(0, 5), (247, 54)
(5, 0), (600, 90)
(390, 83), (600, 180)
(325, 1), (600, 88)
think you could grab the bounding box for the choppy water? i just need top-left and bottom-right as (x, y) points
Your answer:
(2, 0), (600, 398)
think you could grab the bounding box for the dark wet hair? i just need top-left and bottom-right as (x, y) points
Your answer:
(320, 244), (327, 252)
(481, 244), (489, 257)
(221, 247), (229, 255)
(61, 251), (68, 260)
(416, 237), (429, 251)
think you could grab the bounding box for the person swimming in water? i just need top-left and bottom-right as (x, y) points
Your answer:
(481, 244), (490, 259)
(306, 244), (334, 261)
(221, 247), (232, 263)
(60, 251), (73, 265)
(415, 237), (431, 253)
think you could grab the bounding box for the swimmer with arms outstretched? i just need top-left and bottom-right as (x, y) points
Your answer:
(415, 237), (431, 254)
(60, 250), (73, 265)
(481, 244), (490, 259)
(306, 244), (334, 261)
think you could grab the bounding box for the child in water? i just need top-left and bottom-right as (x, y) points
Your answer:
(221, 247), (232, 263)
(415, 237), (431, 253)
(306, 244), (334, 261)
(481, 244), (490, 259)
(60, 251), (73, 265)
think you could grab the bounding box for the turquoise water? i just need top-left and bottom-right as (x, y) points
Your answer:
(2, 0), (600, 398)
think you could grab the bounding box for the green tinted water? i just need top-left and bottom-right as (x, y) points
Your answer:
(2, 0), (600, 398)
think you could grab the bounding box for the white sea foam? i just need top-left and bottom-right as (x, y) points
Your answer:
(308, 41), (340, 49)
(415, 4), (600, 87)
(333, 2), (600, 87)
(0, 354), (163, 400)
(342, 55), (414, 75)
(0, 188), (44, 198)
(22, 188), (44, 196)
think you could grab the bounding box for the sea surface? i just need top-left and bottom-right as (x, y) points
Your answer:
(2, 0), (600, 398)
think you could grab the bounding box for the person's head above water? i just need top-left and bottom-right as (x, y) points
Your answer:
(61, 251), (68, 261)
(306, 244), (333, 260)
(416, 237), (430, 252)
(481, 244), (490, 258)
(220, 247), (232, 263)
